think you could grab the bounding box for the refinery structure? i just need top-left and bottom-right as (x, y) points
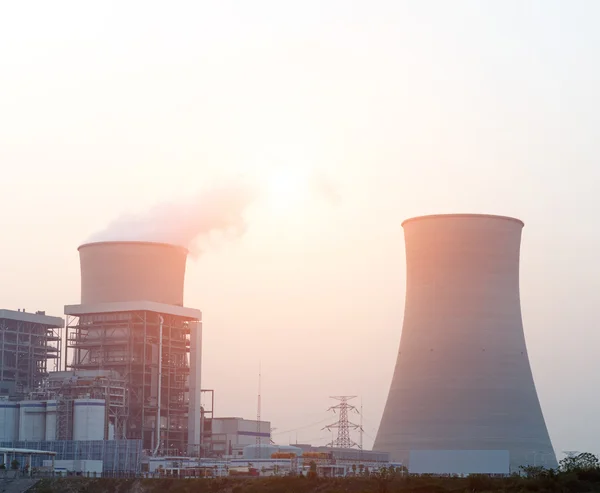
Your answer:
(0, 214), (557, 476)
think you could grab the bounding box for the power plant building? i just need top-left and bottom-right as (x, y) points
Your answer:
(374, 214), (557, 472)
(204, 417), (271, 457)
(0, 309), (63, 396)
(65, 241), (203, 455)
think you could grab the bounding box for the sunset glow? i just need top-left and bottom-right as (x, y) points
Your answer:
(2, 0), (599, 460)
(265, 168), (311, 213)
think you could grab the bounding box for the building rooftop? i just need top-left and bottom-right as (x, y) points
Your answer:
(401, 213), (524, 227)
(0, 309), (64, 327)
(64, 300), (201, 320)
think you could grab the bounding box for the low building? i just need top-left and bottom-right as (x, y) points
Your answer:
(203, 417), (270, 458)
(243, 443), (303, 460)
(43, 459), (103, 476)
(292, 443), (390, 465)
(0, 440), (142, 474)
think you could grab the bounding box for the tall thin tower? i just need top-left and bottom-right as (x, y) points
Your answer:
(323, 396), (362, 449)
(374, 214), (556, 471)
(256, 363), (262, 453)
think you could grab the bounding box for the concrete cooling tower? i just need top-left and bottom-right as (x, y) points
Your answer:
(78, 241), (188, 306)
(67, 240), (202, 454)
(374, 214), (556, 472)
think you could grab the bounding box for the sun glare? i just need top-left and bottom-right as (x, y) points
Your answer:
(266, 168), (310, 212)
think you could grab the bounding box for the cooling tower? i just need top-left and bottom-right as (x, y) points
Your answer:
(68, 239), (202, 454)
(78, 241), (188, 306)
(374, 214), (556, 471)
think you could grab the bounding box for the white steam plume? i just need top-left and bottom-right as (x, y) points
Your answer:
(86, 182), (256, 255)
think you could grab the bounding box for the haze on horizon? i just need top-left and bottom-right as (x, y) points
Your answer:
(2, 0), (600, 457)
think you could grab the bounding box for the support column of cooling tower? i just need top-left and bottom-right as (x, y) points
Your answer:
(153, 315), (164, 457)
(187, 319), (203, 456)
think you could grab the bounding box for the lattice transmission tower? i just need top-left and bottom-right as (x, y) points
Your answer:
(322, 395), (363, 449)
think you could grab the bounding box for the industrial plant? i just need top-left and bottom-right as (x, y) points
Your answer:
(374, 214), (557, 474)
(0, 239), (391, 477)
(0, 214), (557, 477)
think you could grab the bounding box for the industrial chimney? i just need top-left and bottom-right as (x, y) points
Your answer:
(374, 214), (556, 472)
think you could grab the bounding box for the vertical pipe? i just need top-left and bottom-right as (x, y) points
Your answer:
(63, 317), (67, 372)
(141, 312), (147, 443)
(64, 319), (66, 371)
(1, 320), (5, 382)
(188, 320), (202, 457)
(153, 315), (164, 456)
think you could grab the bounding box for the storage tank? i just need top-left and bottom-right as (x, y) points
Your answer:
(0, 401), (19, 441)
(78, 241), (189, 305)
(374, 214), (557, 471)
(18, 401), (46, 441)
(45, 400), (57, 441)
(73, 399), (106, 440)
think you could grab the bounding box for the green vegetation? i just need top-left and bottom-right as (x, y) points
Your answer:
(30, 452), (600, 493)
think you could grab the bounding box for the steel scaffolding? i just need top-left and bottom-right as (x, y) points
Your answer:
(0, 310), (62, 396)
(66, 309), (193, 454)
(29, 370), (128, 440)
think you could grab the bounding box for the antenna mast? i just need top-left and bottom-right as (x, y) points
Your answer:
(360, 398), (363, 452)
(256, 362), (262, 455)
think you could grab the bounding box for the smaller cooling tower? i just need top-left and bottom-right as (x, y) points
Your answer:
(78, 241), (188, 306)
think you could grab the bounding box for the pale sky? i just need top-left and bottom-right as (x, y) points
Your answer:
(2, 0), (600, 457)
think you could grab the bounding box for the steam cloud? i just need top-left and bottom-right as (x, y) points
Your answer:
(87, 171), (340, 255)
(87, 182), (256, 255)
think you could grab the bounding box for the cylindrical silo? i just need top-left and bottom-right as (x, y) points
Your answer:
(73, 399), (106, 440)
(374, 214), (556, 471)
(45, 400), (57, 441)
(78, 241), (189, 306)
(18, 401), (46, 441)
(0, 401), (19, 441)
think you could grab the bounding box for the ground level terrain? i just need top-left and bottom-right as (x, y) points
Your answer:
(26, 473), (600, 493)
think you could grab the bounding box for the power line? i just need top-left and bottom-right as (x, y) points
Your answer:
(272, 416), (332, 436)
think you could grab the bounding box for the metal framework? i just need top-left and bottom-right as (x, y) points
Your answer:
(323, 396), (363, 449)
(198, 389), (217, 457)
(0, 311), (62, 396)
(66, 309), (194, 455)
(30, 370), (128, 440)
